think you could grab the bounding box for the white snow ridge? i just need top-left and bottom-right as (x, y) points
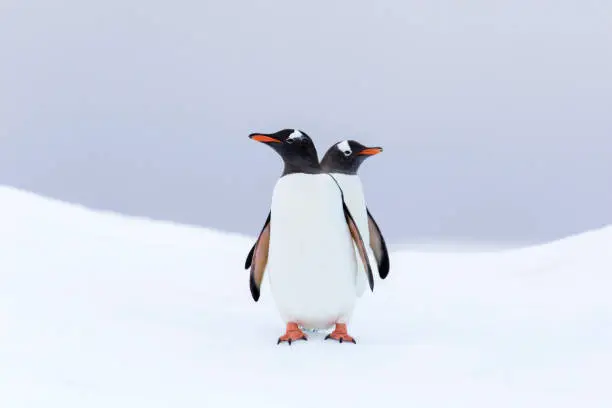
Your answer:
(1, 185), (611, 407)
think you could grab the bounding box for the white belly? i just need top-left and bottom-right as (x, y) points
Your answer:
(329, 173), (378, 296)
(267, 173), (359, 329)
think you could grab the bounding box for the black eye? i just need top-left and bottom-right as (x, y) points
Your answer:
(343, 150), (351, 156)
(286, 138), (294, 144)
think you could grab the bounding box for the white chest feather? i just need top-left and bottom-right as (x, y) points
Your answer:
(266, 174), (359, 329)
(329, 173), (376, 295)
(329, 174), (369, 241)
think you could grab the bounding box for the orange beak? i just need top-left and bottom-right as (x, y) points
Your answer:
(358, 147), (383, 155)
(249, 134), (282, 143)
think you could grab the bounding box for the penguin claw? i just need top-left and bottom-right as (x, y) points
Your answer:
(277, 323), (308, 345)
(325, 334), (357, 344)
(324, 323), (357, 344)
(277, 335), (307, 345)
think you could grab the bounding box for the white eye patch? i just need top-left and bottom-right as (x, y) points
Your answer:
(337, 140), (352, 156)
(288, 130), (303, 141)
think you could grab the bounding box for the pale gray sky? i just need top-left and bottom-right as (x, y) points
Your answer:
(1, 0), (611, 245)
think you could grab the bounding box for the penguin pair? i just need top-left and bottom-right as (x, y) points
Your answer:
(245, 129), (389, 345)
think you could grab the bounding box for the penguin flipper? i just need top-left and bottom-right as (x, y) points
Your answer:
(366, 207), (390, 279)
(249, 213), (271, 302)
(343, 202), (375, 292)
(245, 242), (256, 269)
(245, 211), (271, 269)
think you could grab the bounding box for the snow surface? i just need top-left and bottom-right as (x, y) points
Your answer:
(1, 185), (611, 407)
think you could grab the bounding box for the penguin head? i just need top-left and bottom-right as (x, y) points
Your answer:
(320, 140), (383, 175)
(249, 129), (320, 174)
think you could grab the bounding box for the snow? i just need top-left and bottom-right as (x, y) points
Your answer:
(1, 185), (611, 407)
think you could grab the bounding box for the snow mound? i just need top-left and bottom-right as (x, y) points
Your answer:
(1, 186), (611, 407)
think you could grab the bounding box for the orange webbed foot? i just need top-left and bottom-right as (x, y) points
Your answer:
(277, 322), (308, 345)
(325, 323), (356, 344)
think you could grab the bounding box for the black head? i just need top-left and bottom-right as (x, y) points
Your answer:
(248, 129), (321, 176)
(320, 140), (383, 175)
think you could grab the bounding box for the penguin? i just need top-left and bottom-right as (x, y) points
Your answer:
(247, 129), (374, 344)
(320, 140), (390, 284)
